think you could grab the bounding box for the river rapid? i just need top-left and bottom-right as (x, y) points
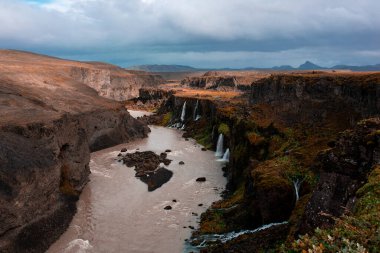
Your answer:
(47, 111), (226, 253)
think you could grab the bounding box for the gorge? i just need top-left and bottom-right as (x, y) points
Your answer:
(0, 50), (379, 253)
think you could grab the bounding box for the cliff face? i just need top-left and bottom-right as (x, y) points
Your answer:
(250, 73), (380, 128)
(0, 50), (149, 252)
(70, 66), (164, 101)
(181, 71), (269, 91)
(297, 118), (380, 234)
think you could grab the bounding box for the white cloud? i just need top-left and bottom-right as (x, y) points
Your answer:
(0, 0), (379, 66)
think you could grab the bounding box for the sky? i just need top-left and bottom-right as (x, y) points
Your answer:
(0, 0), (379, 68)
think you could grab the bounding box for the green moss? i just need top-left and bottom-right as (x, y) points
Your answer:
(199, 209), (227, 234)
(161, 112), (172, 126)
(193, 126), (213, 149)
(218, 123), (230, 137)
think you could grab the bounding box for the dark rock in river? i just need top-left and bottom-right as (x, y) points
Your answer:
(140, 167), (173, 192)
(121, 148), (128, 152)
(164, 205), (172, 210)
(179, 161), (185, 165)
(196, 177), (206, 182)
(121, 151), (173, 191)
(165, 149), (172, 153)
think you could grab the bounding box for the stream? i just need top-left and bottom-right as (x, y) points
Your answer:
(47, 111), (226, 253)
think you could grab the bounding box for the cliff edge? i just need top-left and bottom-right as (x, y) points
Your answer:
(0, 50), (149, 252)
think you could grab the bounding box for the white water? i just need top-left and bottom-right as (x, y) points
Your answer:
(215, 134), (224, 158)
(181, 101), (187, 122)
(193, 100), (201, 121)
(218, 148), (230, 162)
(193, 221), (288, 247)
(48, 126), (226, 253)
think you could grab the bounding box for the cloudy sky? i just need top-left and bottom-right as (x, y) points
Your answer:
(0, 0), (379, 68)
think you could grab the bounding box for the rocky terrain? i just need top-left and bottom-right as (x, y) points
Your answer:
(131, 71), (380, 252)
(0, 50), (150, 252)
(181, 71), (270, 91)
(0, 50), (164, 101)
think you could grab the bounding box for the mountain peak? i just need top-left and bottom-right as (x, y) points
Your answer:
(298, 61), (323, 70)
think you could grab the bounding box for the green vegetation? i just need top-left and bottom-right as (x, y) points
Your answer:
(218, 123), (230, 137)
(282, 165), (380, 253)
(193, 125), (213, 149)
(199, 209), (227, 234)
(160, 112), (172, 126)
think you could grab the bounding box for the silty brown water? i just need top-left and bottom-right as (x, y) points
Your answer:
(47, 120), (226, 253)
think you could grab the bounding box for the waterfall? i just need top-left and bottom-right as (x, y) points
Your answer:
(222, 148), (230, 161)
(180, 101), (186, 122)
(215, 134), (224, 157)
(191, 221), (288, 247)
(193, 100), (199, 120)
(292, 178), (303, 202)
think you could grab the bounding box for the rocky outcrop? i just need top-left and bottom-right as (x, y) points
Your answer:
(120, 151), (173, 191)
(70, 66), (164, 101)
(181, 71), (269, 91)
(250, 73), (380, 127)
(297, 118), (380, 234)
(0, 50), (149, 252)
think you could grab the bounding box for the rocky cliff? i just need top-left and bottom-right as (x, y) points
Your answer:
(250, 73), (380, 128)
(70, 64), (164, 101)
(181, 71), (269, 91)
(0, 50), (149, 252)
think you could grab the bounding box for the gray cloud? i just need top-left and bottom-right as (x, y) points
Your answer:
(0, 0), (379, 67)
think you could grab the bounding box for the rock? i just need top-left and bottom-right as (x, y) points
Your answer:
(179, 161), (185, 165)
(164, 206), (172, 210)
(198, 204), (203, 207)
(0, 50), (150, 253)
(189, 226), (195, 230)
(196, 177), (206, 182)
(297, 118), (380, 235)
(172, 199), (177, 202)
(165, 149), (172, 153)
(192, 212), (198, 216)
(185, 138), (189, 141)
(201, 148), (207, 151)
(117, 153), (122, 156)
(121, 148), (128, 152)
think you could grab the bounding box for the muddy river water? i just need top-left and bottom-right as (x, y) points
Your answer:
(47, 111), (226, 253)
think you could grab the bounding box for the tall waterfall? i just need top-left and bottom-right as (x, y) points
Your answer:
(215, 134), (224, 157)
(180, 101), (187, 122)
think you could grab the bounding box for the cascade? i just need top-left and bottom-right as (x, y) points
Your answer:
(180, 101), (186, 122)
(215, 134), (224, 157)
(221, 148), (230, 161)
(193, 100), (199, 120)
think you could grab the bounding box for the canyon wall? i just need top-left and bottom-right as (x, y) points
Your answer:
(250, 73), (380, 128)
(181, 71), (269, 91)
(70, 66), (164, 101)
(0, 50), (149, 252)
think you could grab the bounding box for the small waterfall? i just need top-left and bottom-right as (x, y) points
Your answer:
(221, 148), (230, 162)
(180, 101), (187, 122)
(191, 221), (288, 248)
(193, 100), (199, 120)
(215, 134), (224, 157)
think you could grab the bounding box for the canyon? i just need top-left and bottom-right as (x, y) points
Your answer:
(0, 50), (379, 253)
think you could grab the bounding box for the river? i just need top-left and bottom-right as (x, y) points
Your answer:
(47, 111), (226, 253)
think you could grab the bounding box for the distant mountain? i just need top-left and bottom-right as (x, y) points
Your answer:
(298, 61), (323, 70)
(331, 64), (380, 71)
(129, 62), (380, 72)
(272, 65), (296, 70)
(129, 64), (199, 72)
